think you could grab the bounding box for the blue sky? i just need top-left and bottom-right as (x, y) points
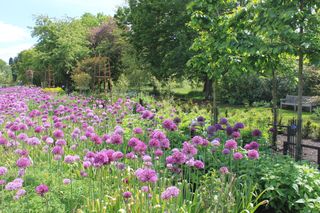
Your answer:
(0, 0), (125, 63)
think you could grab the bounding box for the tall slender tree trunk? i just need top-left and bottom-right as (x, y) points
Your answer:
(295, 0), (304, 161)
(203, 75), (213, 100)
(211, 79), (218, 125)
(272, 68), (278, 149)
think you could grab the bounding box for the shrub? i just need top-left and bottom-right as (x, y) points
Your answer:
(71, 72), (92, 92)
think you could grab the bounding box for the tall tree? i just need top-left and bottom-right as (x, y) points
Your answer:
(187, 0), (247, 123)
(115, 0), (195, 82)
(250, 0), (320, 160)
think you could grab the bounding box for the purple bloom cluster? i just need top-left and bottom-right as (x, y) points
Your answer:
(161, 186), (180, 200)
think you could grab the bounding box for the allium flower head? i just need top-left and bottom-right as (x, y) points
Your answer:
(162, 119), (177, 131)
(16, 157), (31, 168)
(161, 186), (180, 200)
(135, 168), (158, 183)
(224, 139), (237, 150)
(123, 191), (132, 199)
(252, 129), (262, 137)
(53, 129), (64, 139)
(219, 118), (228, 125)
(247, 149), (259, 159)
(35, 184), (49, 196)
(219, 166), (229, 174)
(0, 167), (8, 176)
(5, 178), (23, 190)
(233, 152), (243, 160)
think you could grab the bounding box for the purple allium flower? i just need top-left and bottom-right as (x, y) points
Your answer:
(234, 122), (245, 129)
(64, 155), (78, 164)
(161, 186), (180, 200)
(53, 129), (64, 139)
(232, 131), (241, 139)
(56, 139), (66, 146)
(225, 139), (237, 150)
(192, 136), (204, 146)
(173, 117), (181, 124)
(249, 141), (259, 150)
(45, 137), (54, 145)
(135, 168), (158, 183)
(194, 160), (205, 169)
(16, 157), (31, 168)
(112, 151), (124, 161)
(219, 166), (229, 174)
(128, 137), (140, 147)
(0, 167), (8, 176)
(219, 118), (228, 125)
(134, 141), (147, 154)
(247, 150), (259, 159)
(226, 126), (234, 135)
(27, 137), (41, 146)
(123, 191), (132, 199)
(5, 178), (23, 190)
(18, 168), (25, 177)
(115, 162), (126, 170)
(35, 184), (49, 196)
(211, 139), (220, 146)
(16, 189), (26, 197)
(17, 133), (28, 141)
(148, 138), (160, 148)
(52, 146), (64, 155)
(110, 134), (122, 145)
(171, 150), (187, 164)
(233, 152), (244, 160)
(83, 161), (92, 169)
(133, 127), (143, 134)
(162, 119), (177, 131)
(182, 142), (197, 157)
(222, 148), (230, 155)
(142, 155), (152, 162)
(91, 134), (102, 145)
(63, 179), (71, 185)
(207, 126), (216, 134)
(80, 171), (88, 177)
(126, 152), (136, 159)
(0, 179), (6, 185)
(214, 124), (223, 130)
(141, 186), (149, 192)
(154, 149), (163, 157)
(252, 129), (262, 137)
(197, 116), (205, 123)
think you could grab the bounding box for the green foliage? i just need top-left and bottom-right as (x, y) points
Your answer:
(198, 171), (269, 213)
(116, 0), (195, 80)
(0, 59), (13, 85)
(304, 65), (320, 96)
(252, 155), (320, 212)
(71, 72), (92, 92)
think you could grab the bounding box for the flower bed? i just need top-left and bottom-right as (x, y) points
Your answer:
(0, 87), (319, 212)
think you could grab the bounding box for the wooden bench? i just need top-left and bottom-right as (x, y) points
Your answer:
(280, 95), (320, 112)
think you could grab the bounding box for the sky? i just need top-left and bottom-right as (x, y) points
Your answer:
(0, 0), (126, 64)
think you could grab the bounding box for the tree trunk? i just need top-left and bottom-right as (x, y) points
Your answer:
(296, 1), (304, 161)
(272, 68), (278, 149)
(203, 75), (213, 100)
(211, 79), (218, 125)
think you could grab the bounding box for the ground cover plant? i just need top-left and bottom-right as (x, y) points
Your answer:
(0, 86), (320, 213)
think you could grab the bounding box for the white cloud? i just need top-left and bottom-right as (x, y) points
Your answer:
(0, 43), (34, 63)
(0, 22), (30, 43)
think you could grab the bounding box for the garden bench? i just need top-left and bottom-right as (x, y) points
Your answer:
(280, 95), (320, 112)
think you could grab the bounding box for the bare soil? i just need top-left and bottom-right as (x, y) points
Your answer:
(277, 135), (320, 164)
